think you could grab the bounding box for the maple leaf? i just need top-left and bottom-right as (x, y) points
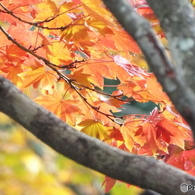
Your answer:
(102, 176), (116, 193)
(82, 0), (112, 25)
(135, 107), (191, 155)
(35, 1), (75, 33)
(129, 0), (156, 19)
(35, 91), (81, 125)
(60, 18), (90, 46)
(117, 81), (136, 98)
(99, 93), (126, 109)
(86, 19), (113, 36)
(77, 59), (113, 87)
(120, 119), (141, 152)
(0, 44), (29, 87)
(156, 124), (173, 144)
(5, 24), (52, 62)
(139, 122), (160, 154)
(182, 150), (195, 174)
(118, 73), (170, 103)
(97, 34), (117, 53)
(157, 118), (191, 149)
(0, 1), (38, 25)
(78, 119), (110, 140)
(5, 44), (28, 62)
(112, 29), (141, 56)
(113, 55), (148, 79)
(1, 62), (23, 87)
(79, 55), (139, 87)
(68, 69), (93, 88)
(34, 0), (58, 22)
(19, 65), (57, 93)
(145, 75), (169, 102)
(88, 100), (121, 124)
(129, 0), (162, 36)
(53, 2), (74, 26)
(164, 145), (183, 168)
(45, 42), (73, 65)
(135, 108), (169, 154)
(108, 127), (124, 141)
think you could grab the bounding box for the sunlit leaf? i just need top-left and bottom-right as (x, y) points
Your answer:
(78, 119), (110, 140)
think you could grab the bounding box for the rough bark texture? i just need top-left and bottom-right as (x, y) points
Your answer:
(0, 76), (195, 195)
(146, 0), (195, 93)
(102, 0), (195, 141)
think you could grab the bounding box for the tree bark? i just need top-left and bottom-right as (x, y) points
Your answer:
(0, 77), (195, 195)
(146, 0), (195, 93)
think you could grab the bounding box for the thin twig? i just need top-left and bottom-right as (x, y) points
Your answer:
(0, 3), (82, 30)
(0, 25), (125, 123)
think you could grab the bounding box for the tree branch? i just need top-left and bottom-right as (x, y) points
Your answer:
(146, 0), (195, 93)
(0, 76), (195, 195)
(101, 0), (195, 141)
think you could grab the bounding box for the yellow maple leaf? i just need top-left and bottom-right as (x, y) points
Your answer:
(46, 42), (72, 65)
(34, 0), (58, 22)
(60, 18), (89, 46)
(78, 119), (110, 140)
(86, 19), (113, 36)
(82, 0), (112, 25)
(69, 69), (92, 88)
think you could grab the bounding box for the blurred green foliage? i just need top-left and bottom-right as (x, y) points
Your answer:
(0, 113), (142, 195)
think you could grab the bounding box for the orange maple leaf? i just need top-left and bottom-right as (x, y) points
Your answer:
(5, 44), (28, 62)
(145, 75), (169, 102)
(19, 65), (57, 93)
(120, 119), (141, 152)
(77, 59), (113, 87)
(157, 118), (191, 149)
(1, 62), (23, 87)
(0, 0), (39, 25)
(108, 127), (124, 141)
(35, 91), (81, 125)
(112, 29), (141, 55)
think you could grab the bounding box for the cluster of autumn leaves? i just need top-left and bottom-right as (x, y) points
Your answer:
(0, 0), (195, 191)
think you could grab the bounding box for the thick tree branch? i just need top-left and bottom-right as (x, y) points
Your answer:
(146, 0), (195, 93)
(101, 0), (195, 141)
(0, 76), (195, 194)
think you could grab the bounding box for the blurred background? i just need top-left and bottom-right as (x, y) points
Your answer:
(0, 112), (146, 195)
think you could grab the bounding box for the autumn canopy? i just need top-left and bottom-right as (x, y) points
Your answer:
(0, 0), (195, 192)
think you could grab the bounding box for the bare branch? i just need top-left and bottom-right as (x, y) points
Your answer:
(146, 0), (195, 93)
(0, 76), (195, 195)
